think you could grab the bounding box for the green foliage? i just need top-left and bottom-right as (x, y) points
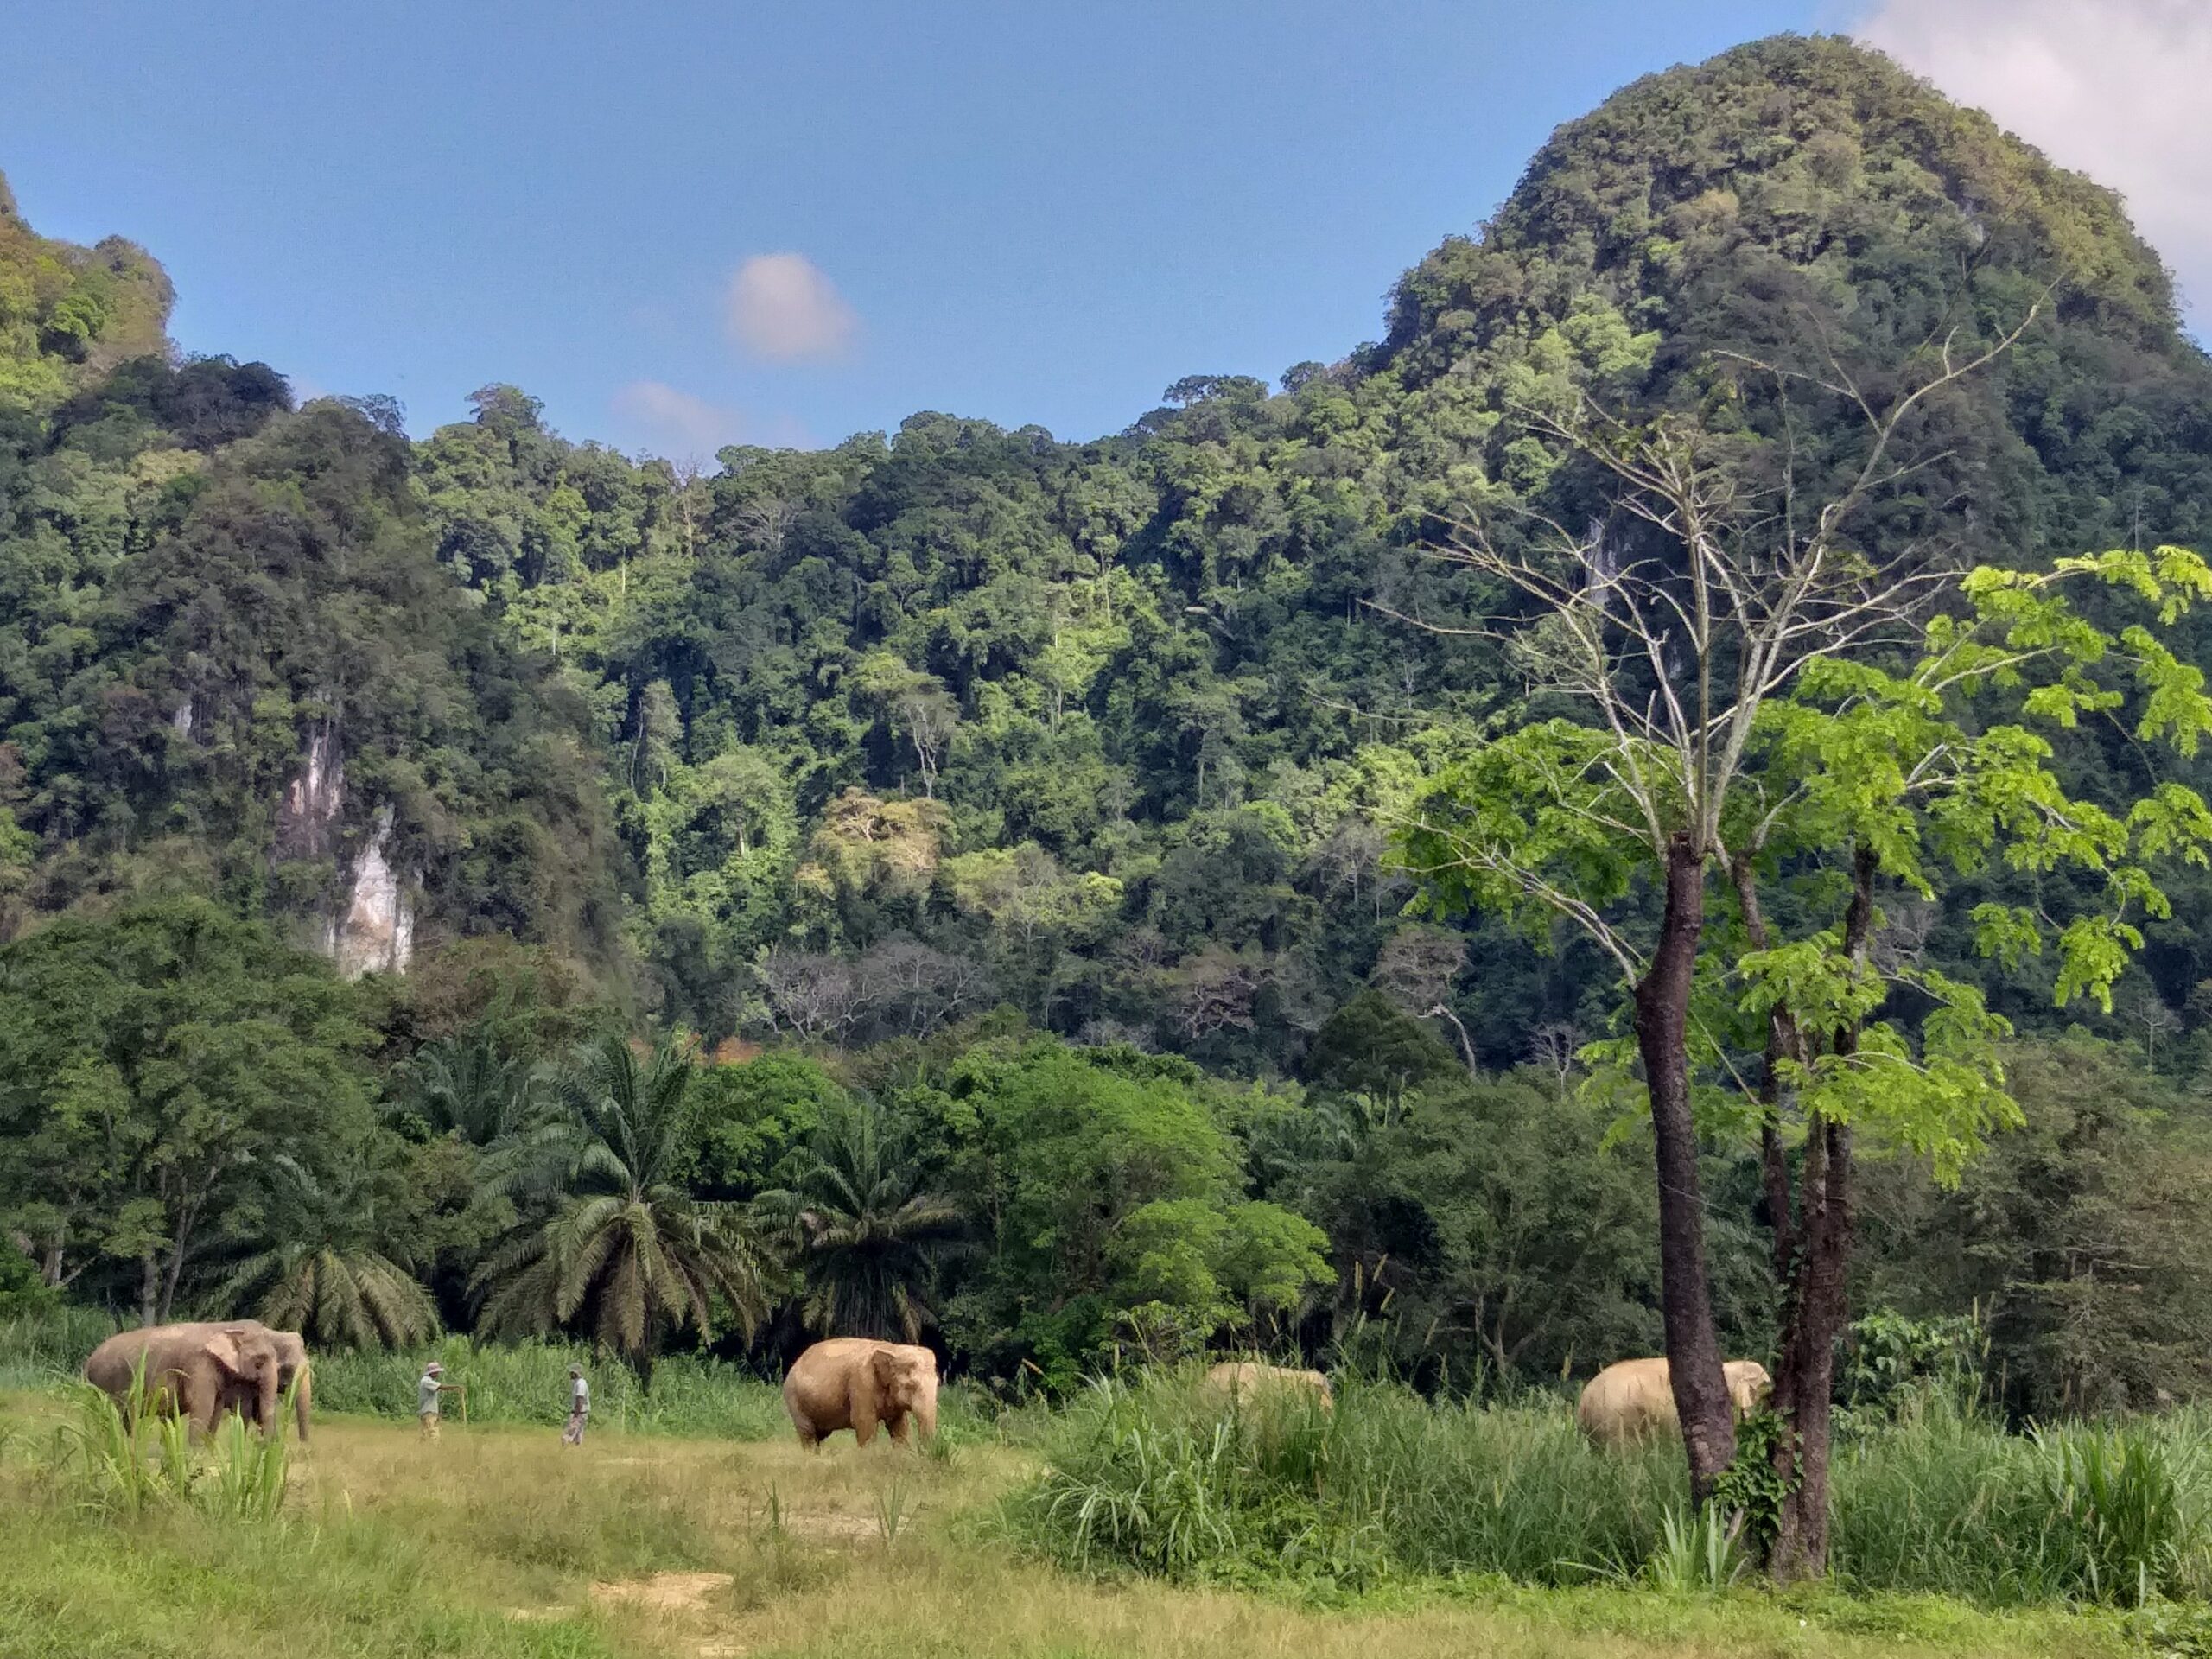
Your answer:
(1706, 1411), (1791, 1558)
(1856, 1035), (2212, 1417)
(1267, 1067), (1669, 1386)
(1299, 990), (1462, 1097)
(472, 1033), (768, 1365)
(752, 1091), (964, 1341)
(1839, 1310), (1987, 1427)
(0, 899), (381, 1322)
(932, 1039), (1325, 1381)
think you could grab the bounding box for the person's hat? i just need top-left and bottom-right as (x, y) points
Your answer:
(425, 1362), (444, 1375)
(569, 1365), (582, 1376)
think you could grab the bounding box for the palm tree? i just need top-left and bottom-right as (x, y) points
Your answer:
(754, 1095), (964, 1342)
(218, 1156), (442, 1349)
(472, 1033), (766, 1369)
(395, 1030), (544, 1146)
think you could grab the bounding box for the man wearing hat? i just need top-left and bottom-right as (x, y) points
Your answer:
(417, 1360), (458, 1440)
(562, 1364), (590, 1446)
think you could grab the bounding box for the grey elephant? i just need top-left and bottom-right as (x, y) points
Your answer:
(215, 1325), (313, 1442)
(782, 1338), (939, 1449)
(84, 1320), (282, 1439)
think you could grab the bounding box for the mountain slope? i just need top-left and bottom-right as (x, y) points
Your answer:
(0, 182), (626, 982)
(6, 35), (2212, 1059)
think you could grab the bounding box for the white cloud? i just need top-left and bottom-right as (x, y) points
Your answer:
(724, 251), (859, 363)
(1855, 0), (2212, 315)
(609, 380), (756, 456)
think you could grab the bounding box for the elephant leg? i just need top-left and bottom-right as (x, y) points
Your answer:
(886, 1410), (911, 1444)
(852, 1410), (879, 1447)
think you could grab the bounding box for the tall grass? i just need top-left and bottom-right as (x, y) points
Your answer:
(1014, 1368), (1686, 1590)
(311, 1338), (793, 1436)
(44, 1370), (291, 1521)
(0, 1306), (118, 1388)
(1831, 1399), (2212, 1605)
(311, 1336), (1001, 1444)
(1012, 1367), (2212, 1606)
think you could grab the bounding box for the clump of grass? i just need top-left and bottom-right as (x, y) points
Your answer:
(2034, 1427), (2202, 1605)
(45, 1368), (290, 1522)
(1642, 1505), (1751, 1592)
(1828, 1399), (2212, 1605)
(49, 1375), (195, 1516)
(875, 1477), (912, 1548)
(1013, 1366), (1681, 1590)
(204, 1407), (290, 1522)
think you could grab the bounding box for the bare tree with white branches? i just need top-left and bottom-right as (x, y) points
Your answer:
(1392, 300), (2043, 1503)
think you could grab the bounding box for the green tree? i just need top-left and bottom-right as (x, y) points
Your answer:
(1858, 1033), (2212, 1417)
(933, 1040), (1329, 1384)
(474, 1033), (767, 1370)
(753, 1095), (963, 1342)
(0, 899), (375, 1319)
(215, 1154), (442, 1350)
(1410, 543), (2212, 1571)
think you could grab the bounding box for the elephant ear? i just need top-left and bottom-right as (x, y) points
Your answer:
(205, 1331), (249, 1379)
(868, 1347), (902, 1394)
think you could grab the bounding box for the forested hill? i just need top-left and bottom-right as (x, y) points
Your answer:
(7, 33), (2212, 1075)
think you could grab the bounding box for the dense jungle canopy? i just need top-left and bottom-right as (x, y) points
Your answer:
(6, 35), (2212, 1412)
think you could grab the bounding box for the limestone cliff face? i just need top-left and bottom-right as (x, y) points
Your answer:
(326, 804), (415, 979)
(276, 724), (344, 860)
(276, 728), (416, 978)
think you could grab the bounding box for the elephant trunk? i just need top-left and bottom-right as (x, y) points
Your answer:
(294, 1362), (311, 1443)
(256, 1363), (280, 1437)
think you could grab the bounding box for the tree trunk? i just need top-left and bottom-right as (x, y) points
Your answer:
(1764, 844), (1872, 1581)
(1768, 1118), (1852, 1580)
(1633, 832), (1736, 1502)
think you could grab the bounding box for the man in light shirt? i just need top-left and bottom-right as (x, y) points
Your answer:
(417, 1360), (458, 1440)
(562, 1364), (590, 1446)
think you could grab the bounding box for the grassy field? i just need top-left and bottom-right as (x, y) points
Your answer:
(0, 1382), (2176, 1659)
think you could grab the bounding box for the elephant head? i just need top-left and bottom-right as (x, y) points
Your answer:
(1723, 1360), (1773, 1416)
(204, 1324), (283, 1435)
(869, 1344), (938, 1440)
(215, 1326), (311, 1440)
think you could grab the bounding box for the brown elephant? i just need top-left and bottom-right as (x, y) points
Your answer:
(1575, 1357), (1772, 1447)
(782, 1338), (939, 1449)
(84, 1320), (283, 1439)
(1204, 1361), (1334, 1410)
(215, 1325), (313, 1443)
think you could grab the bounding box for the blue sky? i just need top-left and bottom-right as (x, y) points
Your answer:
(12, 1), (2188, 456)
